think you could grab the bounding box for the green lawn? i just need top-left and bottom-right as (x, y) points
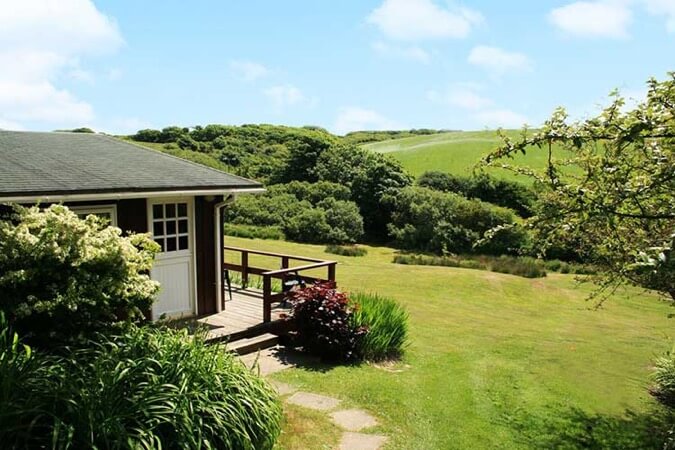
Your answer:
(223, 236), (674, 450)
(364, 129), (566, 182)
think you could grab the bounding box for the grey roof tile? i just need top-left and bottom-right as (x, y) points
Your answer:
(0, 131), (261, 197)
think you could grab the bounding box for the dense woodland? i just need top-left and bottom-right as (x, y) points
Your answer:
(130, 124), (536, 255)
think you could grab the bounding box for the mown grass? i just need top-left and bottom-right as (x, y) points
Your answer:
(364, 129), (572, 182)
(222, 236), (675, 450)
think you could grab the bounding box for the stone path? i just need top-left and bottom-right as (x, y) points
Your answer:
(241, 347), (388, 449)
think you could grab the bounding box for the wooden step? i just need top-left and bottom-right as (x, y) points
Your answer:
(227, 333), (279, 355)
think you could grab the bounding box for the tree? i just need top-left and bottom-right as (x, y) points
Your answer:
(483, 74), (675, 300)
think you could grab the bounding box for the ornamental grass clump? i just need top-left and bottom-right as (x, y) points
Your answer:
(350, 292), (409, 361)
(651, 346), (675, 410)
(285, 282), (367, 361)
(324, 244), (368, 257)
(0, 316), (282, 450)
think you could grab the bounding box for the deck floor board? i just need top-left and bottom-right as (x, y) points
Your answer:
(198, 287), (289, 342)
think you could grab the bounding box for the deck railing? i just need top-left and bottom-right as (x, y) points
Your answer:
(222, 246), (337, 322)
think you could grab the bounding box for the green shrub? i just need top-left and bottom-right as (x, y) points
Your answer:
(392, 254), (460, 267)
(286, 282), (366, 361)
(0, 319), (282, 449)
(384, 186), (523, 255)
(543, 259), (597, 275)
(559, 262), (572, 274)
(284, 208), (332, 243)
(393, 253), (547, 278)
(651, 346), (675, 410)
(459, 259), (486, 270)
(318, 198), (364, 244)
(224, 223), (285, 240)
(0, 205), (159, 348)
(490, 256), (547, 278)
(350, 292), (409, 361)
(544, 259), (564, 272)
(325, 244), (368, 257)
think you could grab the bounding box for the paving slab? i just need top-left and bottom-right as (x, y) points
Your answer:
(286, 391), (341, 411)
(330, 409), (378, 431)
(338, 432), (388, 450)
(269, 380), (297, 395)
(239, 346), (321, 376)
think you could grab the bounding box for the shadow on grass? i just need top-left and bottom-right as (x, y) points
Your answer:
(266, 345), (363, 374)
(505, 405), (674, 449)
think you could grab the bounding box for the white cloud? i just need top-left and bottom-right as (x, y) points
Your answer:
(427, 83), (493, 110)
(371, 41), (431, 63)
(367, 0), (483, 41)
(644, 0), (675, 32)
(0, 0), (123, 128)
(473, 109), (529, 128)
(0, 118), (24, 130)
(0, 81), (93, 123)
(333, 107), (404, 135)
(263, 84), (317, 109)
(549, 1), (632, 38)
(468, 46), (532, 76)
(229, 60), (270, 82)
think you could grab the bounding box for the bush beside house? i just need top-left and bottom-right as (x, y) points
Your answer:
(0, 206), (282, 448)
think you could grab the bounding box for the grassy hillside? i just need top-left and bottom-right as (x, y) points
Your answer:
(223, 236), (674, 450)
(364, 130), (562, 182)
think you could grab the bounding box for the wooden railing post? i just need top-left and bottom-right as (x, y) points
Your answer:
(327, 263), (336, 282)
(281, 256), (289, 269)
(262, 275), (272, 323)
(241, 251), (249, 288)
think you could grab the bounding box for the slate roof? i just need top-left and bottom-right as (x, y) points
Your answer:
(0, 130), (262, 198)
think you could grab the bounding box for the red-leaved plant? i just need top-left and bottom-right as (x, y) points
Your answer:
(285, 281), (367, 361)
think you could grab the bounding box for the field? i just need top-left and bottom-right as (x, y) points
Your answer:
(364, 129), (562, 181)
(222, 236), (674, 450)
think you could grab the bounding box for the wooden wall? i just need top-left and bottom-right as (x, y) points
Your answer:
(194, 196), (218, 315)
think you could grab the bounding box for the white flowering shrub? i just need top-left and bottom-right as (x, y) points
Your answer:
(0, 204), (160, 347)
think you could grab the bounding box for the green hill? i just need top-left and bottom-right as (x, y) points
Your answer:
(364, 129), (559, 182)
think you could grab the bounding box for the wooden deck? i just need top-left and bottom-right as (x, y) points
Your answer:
(197, 286), (291, 342)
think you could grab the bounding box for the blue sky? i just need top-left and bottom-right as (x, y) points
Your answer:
(0, 0), (673, 135)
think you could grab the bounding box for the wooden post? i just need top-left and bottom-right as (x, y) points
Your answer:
(327, 263), (336, 282)
(241, 251), (249, 288)
(281, 256), (289, 269)
(262, 275), (271, 323)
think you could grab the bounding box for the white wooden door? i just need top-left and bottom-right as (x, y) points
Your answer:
(148, 199), (195, 319)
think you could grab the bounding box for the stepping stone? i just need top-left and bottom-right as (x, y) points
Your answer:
(286, 391), (341, 411)
(338, 432), (387, 450)
(239, 347), (321, 376)
(330, 409), (378, 431)
(269, 380), (297, 395)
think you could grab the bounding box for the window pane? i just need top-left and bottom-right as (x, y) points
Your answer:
(178, 219), (188, 234)
(177, 203), (187, 217)
(178, 235), (188, 250)
(154, 238), (165, 252)
(153, 221), (164, 236)
(153, 204), (163, 219)
(166, 220), (176, 235)
(165, 204), (176, 218)
(166, 237), (177, 252)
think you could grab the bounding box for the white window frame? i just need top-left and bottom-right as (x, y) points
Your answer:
(70, 204), (118, 226)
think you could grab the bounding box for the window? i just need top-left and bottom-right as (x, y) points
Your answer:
(151, 202), (189, 253)
(71, 205), (117, 226)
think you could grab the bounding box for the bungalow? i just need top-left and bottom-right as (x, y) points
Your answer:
(0, 130), (264, 320)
